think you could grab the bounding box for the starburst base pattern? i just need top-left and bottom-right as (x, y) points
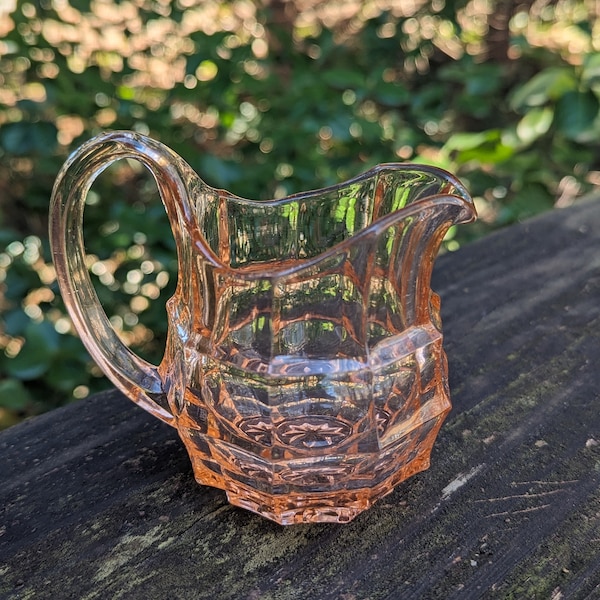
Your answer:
(223, 415), (442, 524)
(174, 325), (451, 524)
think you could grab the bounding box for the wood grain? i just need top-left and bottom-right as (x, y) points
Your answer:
(1, 198), (600, 599)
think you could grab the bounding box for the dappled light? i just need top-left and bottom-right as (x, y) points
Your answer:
(1, 0), (600, 426)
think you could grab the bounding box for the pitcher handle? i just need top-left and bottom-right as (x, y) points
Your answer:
(49, 131), (196, 425)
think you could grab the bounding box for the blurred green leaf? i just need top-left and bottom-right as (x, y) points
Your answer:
(464, 66), (504, 96)
(324, 69), (366, 90)
(499, 183), (554, 225)
(516, 107), (554, 145)
(0, 121), (58, 155)
(582, 53), (600, 91)
(3, 309), (30, 337)
(445, 130), (513, 165)
(372, 81), (410, 107)
(554, 90), (600, 141)
(510, 67), (577, 111)
(199, 155), (242, 188)
(445, 130), (499, 152)
(460, 144), (514, 165)
(3, 321), (59, 380)
(2, 261), (42, 301)
(0, 379), (32, 410)
(441, 60), (504, 96)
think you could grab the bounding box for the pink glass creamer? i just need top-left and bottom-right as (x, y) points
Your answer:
(50, 131), (475, 524)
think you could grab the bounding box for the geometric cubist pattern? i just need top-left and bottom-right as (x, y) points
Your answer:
(167, 268), (451, 524)
(158, 165), (472, 523)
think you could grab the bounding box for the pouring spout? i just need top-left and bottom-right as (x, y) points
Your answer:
(368, 162), (476, 225)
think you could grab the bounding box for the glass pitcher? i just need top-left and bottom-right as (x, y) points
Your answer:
(50, 131), (475, 524)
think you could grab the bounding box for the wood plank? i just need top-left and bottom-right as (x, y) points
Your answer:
(1, 197), (600, 599)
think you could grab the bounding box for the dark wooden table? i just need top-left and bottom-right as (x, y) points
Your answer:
(2, 198), (600, 599)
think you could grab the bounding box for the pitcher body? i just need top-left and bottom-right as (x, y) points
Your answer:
(50, 131), (475, 524)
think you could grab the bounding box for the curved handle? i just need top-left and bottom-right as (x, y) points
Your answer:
(49, 131), (197, 425)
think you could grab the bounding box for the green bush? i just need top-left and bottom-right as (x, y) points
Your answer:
(1, 0), (599, 427)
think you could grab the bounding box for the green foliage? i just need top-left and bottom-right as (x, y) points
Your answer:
(0, 0), (599, 427)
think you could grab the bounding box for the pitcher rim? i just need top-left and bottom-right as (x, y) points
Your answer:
(216, 162), (472, 209)
(192, 162), (476, 280)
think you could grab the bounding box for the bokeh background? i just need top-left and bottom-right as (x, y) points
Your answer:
(1, 0), (599, 427)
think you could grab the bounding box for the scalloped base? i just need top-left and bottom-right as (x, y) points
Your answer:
(189, 412), (446, 525)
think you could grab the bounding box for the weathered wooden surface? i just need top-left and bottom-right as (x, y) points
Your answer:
(2, 198), (600, 599)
